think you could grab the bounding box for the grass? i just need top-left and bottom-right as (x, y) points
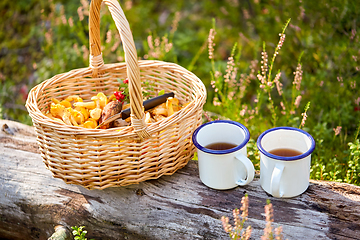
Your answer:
(0, 0), (359, 185)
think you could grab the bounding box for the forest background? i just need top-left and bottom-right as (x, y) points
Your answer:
(0, 0), (359, 185)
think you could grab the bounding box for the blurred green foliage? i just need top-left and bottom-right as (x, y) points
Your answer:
(0, 0), (359, 184)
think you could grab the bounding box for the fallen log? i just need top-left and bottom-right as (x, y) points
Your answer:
(1, 119), (360, 240)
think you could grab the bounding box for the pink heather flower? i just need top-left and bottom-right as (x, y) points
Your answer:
(213, 97), (221, 106)
(319, 81), (324, 87)
(274, 72), (283, 95)
(106, 30), (112, 43)
(267, 81), (273, 87)
(333, 126), (342, 136)
(240, 195), (249, 219)
(257, 74), (266, 84)
(68, 17), (74, 27)
(77, 7), (84, 21)
(147, 35), (154, 49)
(300, 112), (307, 127)
(45, 31), (52, 45)
(240, 109), (246, 116)
(293, 63), (303, 91)
(243, 9), (250, 19)
(261, 51), (268, 76)
(221, 195), (252, 239)
(240, 105), (248, 117)
(355, 97), (360, 105)
(73, 43), (80, 56)
(81, 45), (89, 60)
(61, 15), (67, 25)
(228, 91), (235, 100)
(350, 28), (356, 40)
(208, 29), (216, 59)
(154, 37), (160, 47)
(221, 216), (232, 233)
(244, 226), (252, 240)
(351, 81), (356, 89)
(224, 57), (235, 83)
(214, 71), (222, 78)
(337, 76), (344, 87)
(125, 0), (133, 10)
(111, 38), (121, 52)
(280, 101), (286, 110)
(171, 11), (181, 34)
(294, 95), (302, 108)
(274, 33), (286, 57)
(233, 208), (241, 228)
(261, 203), (274, 240)
(299, 6), (305, 20)
(275, 226), (284, 240)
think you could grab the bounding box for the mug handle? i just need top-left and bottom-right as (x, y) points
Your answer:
(234, 154), (255, 186)
(270, 164), (285, 198)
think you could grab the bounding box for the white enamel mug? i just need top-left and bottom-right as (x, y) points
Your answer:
(192, 120), (255, 190)
(257, 127), (316, 198)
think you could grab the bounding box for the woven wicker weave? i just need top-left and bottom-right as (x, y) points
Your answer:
(25, 0), (206, 190)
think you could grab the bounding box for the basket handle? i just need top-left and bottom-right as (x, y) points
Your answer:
(89, 0), (150, 139)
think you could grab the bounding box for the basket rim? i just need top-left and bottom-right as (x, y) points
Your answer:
(26, 60), (206, 138)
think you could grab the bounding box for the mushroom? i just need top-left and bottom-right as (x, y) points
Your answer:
(50, 103), (72, 125)
(83, 118), (98, 129)
(96, 92), (108, 109)
(73, 92), (107, 111)
(65, 95), (83, 103)
(73, 101), (96, 109)
(51, 97), (71, 108)
(46, 113), (65, 124)
(166, 97), (180, 116)
(145, 111), (155, 124)
(89, 95), (102, 120)
(75, 106), (89, 121)
(151, 103), (168, 116)
(66, 108), (79, 126)
(67, 107), (85, 125)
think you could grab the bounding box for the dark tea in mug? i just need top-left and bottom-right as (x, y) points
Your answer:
(205, 142), (237, 151)
(269, 148), (303, 157)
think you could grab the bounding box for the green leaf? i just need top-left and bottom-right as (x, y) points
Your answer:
(158, 89), (165, 96)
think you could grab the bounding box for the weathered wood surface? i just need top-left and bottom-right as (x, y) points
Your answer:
(1, 119), (360, 240)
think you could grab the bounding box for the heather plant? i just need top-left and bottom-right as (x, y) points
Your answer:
(222, 195), (285, 240)
(208, 18), (309, 131)
(71, 226), (94, 240)
(207, 19), (312, 169)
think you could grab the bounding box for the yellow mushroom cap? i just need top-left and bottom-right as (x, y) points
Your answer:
(92, 92), (107, 109)
(83, 118), (98, 129)
(50, 103), (65, 118)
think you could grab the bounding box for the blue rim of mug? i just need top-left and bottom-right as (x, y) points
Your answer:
(192, 120), (250, 155)
(256, 126), (316, 161)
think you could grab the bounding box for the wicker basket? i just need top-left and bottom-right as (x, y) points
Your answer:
(25, 0), (206, 190)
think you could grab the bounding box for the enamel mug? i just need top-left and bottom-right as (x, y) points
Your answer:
(257, 127), (316, 198)
(192, 120), (255, 190)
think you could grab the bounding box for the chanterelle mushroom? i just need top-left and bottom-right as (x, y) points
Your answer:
(90, 95), (102, 120)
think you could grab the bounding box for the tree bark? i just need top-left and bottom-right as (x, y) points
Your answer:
(1, 119), (360, 240)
